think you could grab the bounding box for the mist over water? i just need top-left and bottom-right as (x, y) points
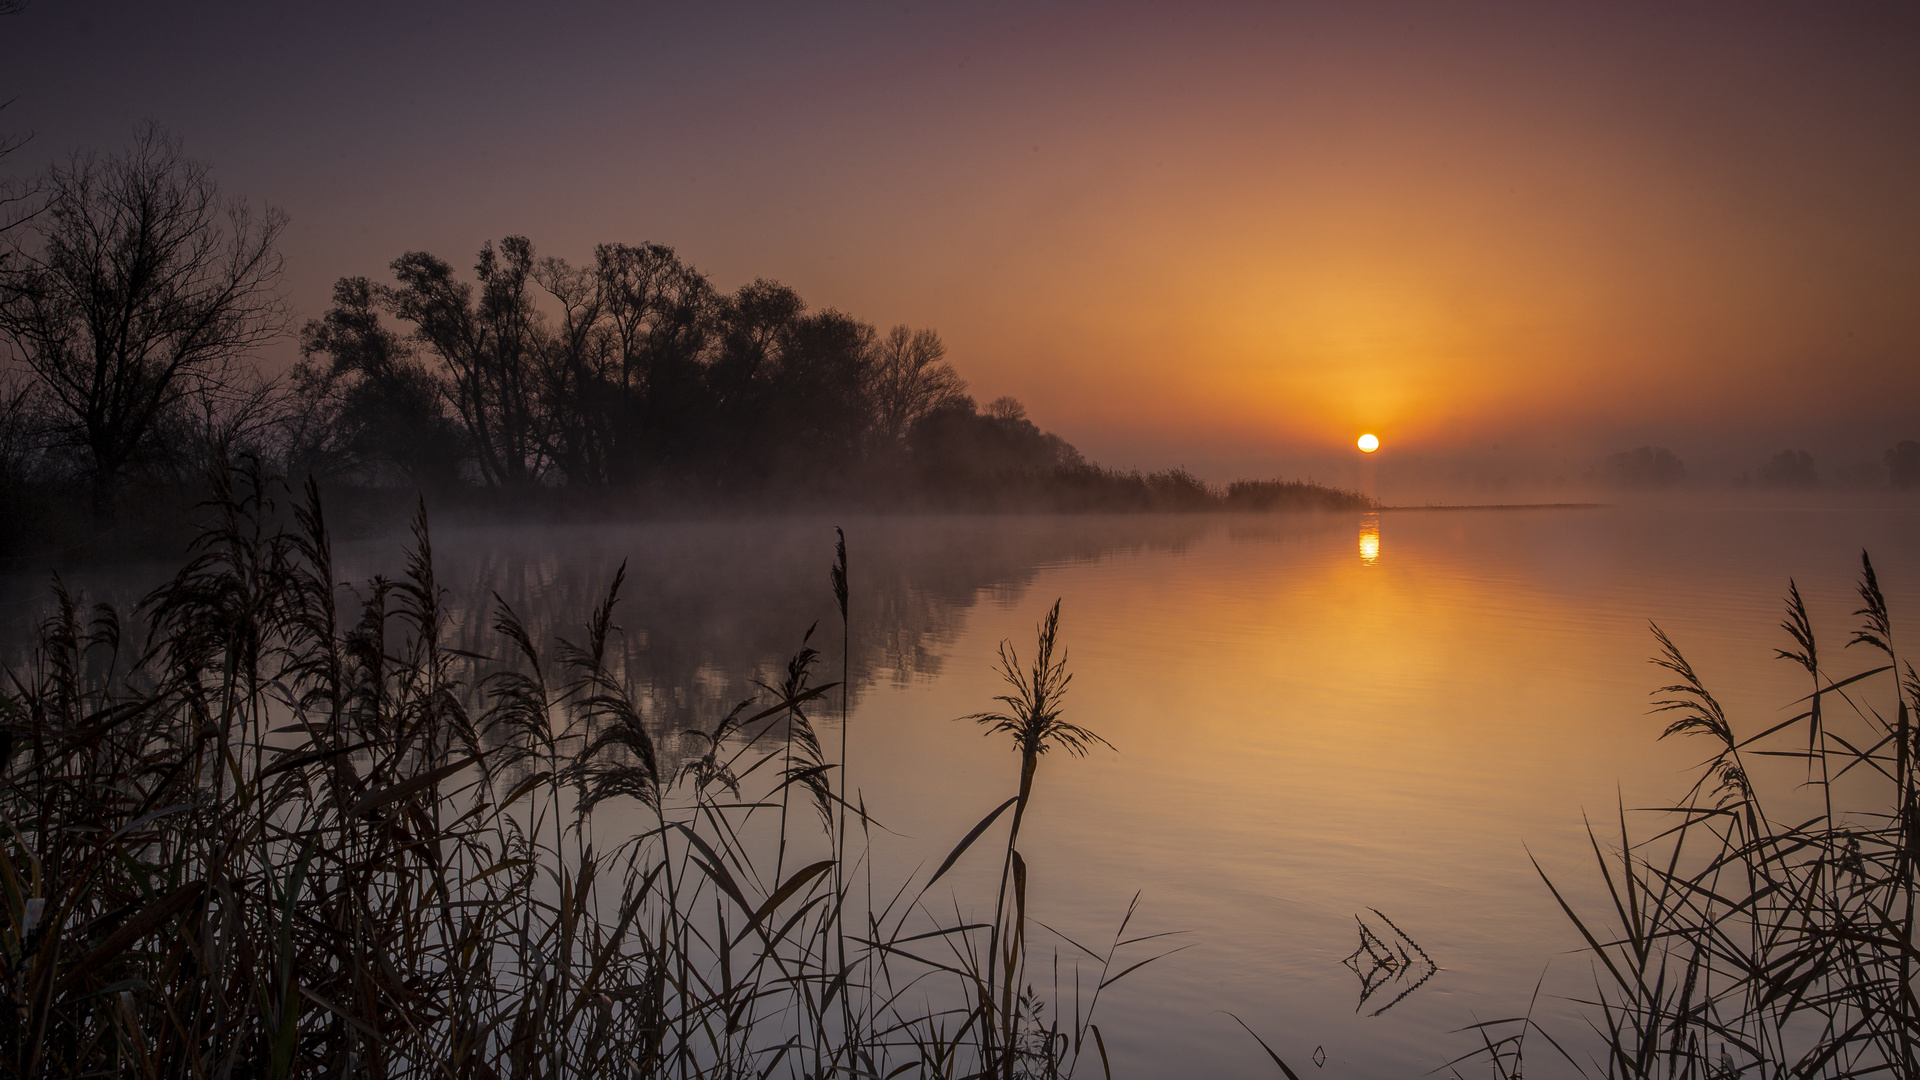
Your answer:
(5, 500), (1920, 1074)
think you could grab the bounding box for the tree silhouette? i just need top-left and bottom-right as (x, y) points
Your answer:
(985, 396), (1026, 423)
(0, 125), (285, 514)
(1603, 446), (1686, 489)
(868, 325), (965, 449)
(294, 276), (463, 487)
(1758, 449), (1817, 488)
(282, 232), (1368, 517)
(590, 242), (713, 476)
(908, 396), (1082, 486)
(385, 237), (550, 488)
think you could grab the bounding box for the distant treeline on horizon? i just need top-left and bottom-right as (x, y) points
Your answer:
(0, 129), (1372, 555)
(1600, 443), (1920, 491)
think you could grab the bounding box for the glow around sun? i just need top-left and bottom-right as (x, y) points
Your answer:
(1357, 433), (1380, 453)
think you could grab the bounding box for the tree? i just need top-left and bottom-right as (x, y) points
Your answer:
(1758, 448), (1817, 488)
(868, 325), (965, 449)
(778, 307), (878, 468)
(707, 281), (881, 479)
(531, 252), (615, 485)
(295, 276), (464, 487)
(908, 396), (1083, 483)
(984, 396), (1025, 423)
(385, 237), (549, 488)
(0, 126), (286, 512)
(708, 279), (806, 418)
(595, 243), (713, 477)
(1603, 446), (1686, 489)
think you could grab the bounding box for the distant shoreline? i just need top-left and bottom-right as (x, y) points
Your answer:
(1376, 502), (1609, 512)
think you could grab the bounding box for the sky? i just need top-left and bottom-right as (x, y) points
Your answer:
(4, 0), (1917, 490)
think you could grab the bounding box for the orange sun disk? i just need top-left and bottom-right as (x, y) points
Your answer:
(1357, 433), (1380, 453)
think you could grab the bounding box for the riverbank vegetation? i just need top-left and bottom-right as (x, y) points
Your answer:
(0, 129), (1365, 558)
(1436, 554), (1920, 1080)
(0, 464), (1175, 1078)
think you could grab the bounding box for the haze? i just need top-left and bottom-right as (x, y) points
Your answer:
(7, 0), (1916, 493)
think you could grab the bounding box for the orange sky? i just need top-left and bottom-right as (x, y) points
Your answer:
(7, 1), (1918, 485)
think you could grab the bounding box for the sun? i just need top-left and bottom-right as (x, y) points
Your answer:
(1357, 433), (1380, 453)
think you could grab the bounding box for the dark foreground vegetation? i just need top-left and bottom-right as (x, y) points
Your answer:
(0, 127), (1364, 558)
(0, 464), (1174, 1078)
(1435, 554), (1920, 1080)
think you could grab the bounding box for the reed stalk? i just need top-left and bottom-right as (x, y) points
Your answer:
(1483, 551), (1920, 1079)
(0, 460), (1157, 1079)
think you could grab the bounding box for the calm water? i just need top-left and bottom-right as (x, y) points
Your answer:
(7, 499), (1919, 1076)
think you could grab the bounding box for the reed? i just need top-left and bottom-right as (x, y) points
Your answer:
(0, 459), (1162, 1079)
(1454, 552), (1920, 1079)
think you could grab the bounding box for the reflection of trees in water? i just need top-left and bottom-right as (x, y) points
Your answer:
(407, 515), (1219, 759)
(1, 513), (1248, 765)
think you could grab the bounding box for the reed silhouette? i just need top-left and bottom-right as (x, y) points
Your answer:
(0, 459), (1176, 1078)
(1425, 554), (1920, 1079)
(1231, 555), (1920, 1080)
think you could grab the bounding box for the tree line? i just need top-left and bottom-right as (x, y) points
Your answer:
(0, 128), (1368, 552)
(1601, 443), (1920, 491)
(287, 237), (977, 494)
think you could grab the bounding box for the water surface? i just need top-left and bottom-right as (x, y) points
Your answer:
(8, 500), (1918, 1076)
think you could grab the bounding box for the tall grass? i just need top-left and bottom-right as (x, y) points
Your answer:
(0, 462), (1166, 1078)
(1498, 553), (1920, 1079)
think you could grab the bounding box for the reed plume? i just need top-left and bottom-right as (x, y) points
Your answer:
(963, 599), (1113, 1078)
(0, 459), (1150, 1079)
(1491, 551), (1920, 1079)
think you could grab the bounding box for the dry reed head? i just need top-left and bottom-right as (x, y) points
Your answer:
(0, 462), (1143, 1080)
(1507, 551), (1920, 1080)
(967, 600), (1112, 761)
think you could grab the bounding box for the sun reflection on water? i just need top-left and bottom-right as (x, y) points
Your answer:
(1358, 516), (1380, 565)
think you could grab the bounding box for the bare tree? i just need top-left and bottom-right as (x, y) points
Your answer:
(0, 125), (286, 512)
(386, 236), (550, 488)
(524, 243), (719, 485)
(295, 276), (464, 487)
(984, 395), (1026, 423)
(0, 136), (35, 242)
(594, 242), (712, 397)
(0, 372), (41, 500)
(531, 253), (613, 484)
(593, 242), (713, 474)
(869, 324), (965, 449)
